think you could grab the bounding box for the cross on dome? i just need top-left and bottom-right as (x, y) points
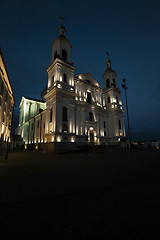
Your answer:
(59, 16), (64, 25)
(105, 51), (111, 69)
(58, 16), (66, 36)
(106, 52), (110, 59)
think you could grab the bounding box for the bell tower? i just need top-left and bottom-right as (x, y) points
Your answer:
(102, 53), (125, 140)
(46, 17), (75, 89)
(51, 16), (72, 64)
(43, 17), (76, 144)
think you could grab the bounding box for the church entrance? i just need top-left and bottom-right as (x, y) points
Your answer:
(90, 129), (94, 143)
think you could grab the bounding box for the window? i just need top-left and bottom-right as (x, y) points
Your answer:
(54, 51), (58, 60)
(104, 121), (106, 128)
(52, 75), (54, 83)
(31, 123), (33, 130)
(116, 96), (119, 103)
(86, 80), (90, 84)
(89, 112), (94, 121)
(62, 49), (67, 61)
(113, 79), (116, 87)
(0, 84), (4, 96)
(87, 92), (91, 104)
(108, 97), (110, 103)
(62, 123), (67, 132)
(104, 131), (106, 136)
(5, 91), (8, 102)
(63, 74), (67, 83)
(37, 120), (39, 128)
(50, 108), (52, 123)
(62, 106), (68, 132)
(8, 100), (10, 109)
(106, 79), (110, 88)
(63, 107), (67, 122)
(119, 120), (122, 130)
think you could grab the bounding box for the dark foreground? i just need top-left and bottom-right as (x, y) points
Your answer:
(0, 149), (160, 239)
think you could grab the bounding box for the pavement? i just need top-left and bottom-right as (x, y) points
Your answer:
(0, 149), (160, 239)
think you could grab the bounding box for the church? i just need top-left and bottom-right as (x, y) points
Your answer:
(15, 19), (126, 152)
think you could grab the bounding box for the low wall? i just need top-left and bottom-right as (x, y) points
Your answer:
(25, 141), (126, 153)
(27, 142), (78, 153)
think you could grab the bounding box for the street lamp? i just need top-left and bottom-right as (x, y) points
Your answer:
(122, 78), (131, 150)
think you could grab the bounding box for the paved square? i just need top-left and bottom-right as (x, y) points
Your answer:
(0, 149), (160, 239)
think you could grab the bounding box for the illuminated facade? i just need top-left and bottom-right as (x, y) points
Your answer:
(0, 49), (15, 154)
(16, 21), (125, 151)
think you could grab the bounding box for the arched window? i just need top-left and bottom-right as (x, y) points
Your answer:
(62, 49), (67, 61)
(2, 112), (4, 123)
(116, 96), (119, 103)
(108, 97), (110, 103)
(63, 107), (67, 122)
(50, 108), (52, 123)
(5, 91), (8, 102)
(113, 79), (116, 87)
(89, 112), (94, 121)
(54, 51), (58, 60)
(52, 75), (54, 83)
(63, 74), (67, 83)
(0, 83), (4, 96)
(87, 92), (91, 104)
(106, 79), (110, 88)
(119, 119), (122, 130)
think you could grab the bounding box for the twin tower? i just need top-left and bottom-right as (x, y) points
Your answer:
(16, 19), (126, 151)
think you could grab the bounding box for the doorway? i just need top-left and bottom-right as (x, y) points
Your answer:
(90, 129), (94, 143)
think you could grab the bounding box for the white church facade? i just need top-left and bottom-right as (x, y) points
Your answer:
(15, 21), (126, 152)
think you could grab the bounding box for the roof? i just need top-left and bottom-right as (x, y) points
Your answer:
(51, 35), (72, 49)
(75, 72), (102, 89)
(23, 96), (46, 103)
(102, 68), (117, 78)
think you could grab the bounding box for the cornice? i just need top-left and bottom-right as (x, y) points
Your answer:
(47, 58), (75, 73)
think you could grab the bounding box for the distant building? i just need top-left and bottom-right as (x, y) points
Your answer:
(0, 49), (15, 155)
(10, 134), (24, 151)
(15, 96), (46, 144)
(15, 20), (126, 152)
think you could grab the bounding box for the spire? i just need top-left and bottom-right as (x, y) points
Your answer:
(106, 51), (111, 69)
(58, 16), (66, 37)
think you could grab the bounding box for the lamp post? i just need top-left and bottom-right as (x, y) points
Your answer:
(122, 78), (131, 150)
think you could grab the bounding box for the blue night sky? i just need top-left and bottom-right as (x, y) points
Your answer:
(1, 0), (160, 141)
